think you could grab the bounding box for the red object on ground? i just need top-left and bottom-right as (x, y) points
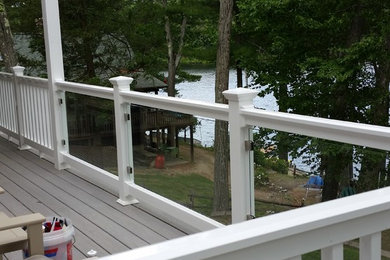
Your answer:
(155, 154), (165, 169)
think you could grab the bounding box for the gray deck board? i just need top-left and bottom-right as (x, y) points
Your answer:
(0, 169), (101, 258)
(27, 152), (186, 240)
(14, 147), (185, 240)
(0, 137), (188, 260)
(26, 153), (186, 240)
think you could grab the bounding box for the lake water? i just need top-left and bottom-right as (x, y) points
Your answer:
(159, 69), (314, 172)
(160, 69), (277, 146)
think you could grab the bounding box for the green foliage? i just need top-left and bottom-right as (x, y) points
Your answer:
(254, 147), (266, 165)
(236, 0), (390, 199)
(272, 158), (289, 175)
(254, 149), (288, 175)
(253, 129), (289, 175)
(121, 1), (166, 74)
(5, 0), (219, 84)
(254, 166), (269, 188)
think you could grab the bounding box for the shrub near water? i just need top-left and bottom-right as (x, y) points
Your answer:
(254, 150), (289, 189)
(254, 150), (289, 175)
(254, 166), (269, 188)
(270, 158), (288, 174)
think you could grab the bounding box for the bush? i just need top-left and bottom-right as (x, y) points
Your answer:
(254, 150), (289, 175)
(271, 158), (289, 175)
(254, 167), (269, 188)
(254, 149), (266, 165)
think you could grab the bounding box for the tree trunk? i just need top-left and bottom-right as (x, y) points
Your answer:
(165, 12), (176, 97)
(276, 84), (289, 161)
(213, 120), (230, 215)
(321, 149), (352, 201)
(79, 0), (96, 79)
(0, 0), (17, 72)
(83, 40), (96, 78)
(212, 0), (233, 216)
(321, 155), (340, 201)
(236, 61), (243, 88)
(163, 0), (187, 146)
(321, 84), (353, 201)
(358, 61), (389, 191)
(163, 1), (187, 97)
(166, 48), (176, 146)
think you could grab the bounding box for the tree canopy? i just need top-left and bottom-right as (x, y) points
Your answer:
(3, 0), (390, 203)
(236, 0), (390, 199)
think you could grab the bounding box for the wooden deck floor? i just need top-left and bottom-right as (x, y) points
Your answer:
(0, 137), (188, 260)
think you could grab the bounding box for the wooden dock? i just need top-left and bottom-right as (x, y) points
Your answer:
(0, 137), (188, 260)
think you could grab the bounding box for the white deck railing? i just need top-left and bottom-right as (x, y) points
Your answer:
(1, 68), (390, 259)
(0, 72), (17, 136)
(0, 68), (53, 157)
(102, 186), (390, 260)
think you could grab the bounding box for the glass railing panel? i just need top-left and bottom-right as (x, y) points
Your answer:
(251, 126), (390, 218)
(132, 105), (232, 224)
(66, 92), (117, 174)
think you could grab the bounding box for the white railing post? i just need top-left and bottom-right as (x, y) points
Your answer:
(110, 76), (138, 205)
(223, 88), (258, 223)
(11, 66), (29, 150)
(360, 232), (381, 260)
(41, 0), (69, 169)
(321, 244), (343, 260)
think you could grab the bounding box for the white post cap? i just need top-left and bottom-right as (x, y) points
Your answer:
(223, 88), (259, 107)
(12, 66), (25, 76)
(109, 76), (134, 91)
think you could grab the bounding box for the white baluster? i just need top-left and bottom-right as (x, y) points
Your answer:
(360, 232), (381, 260)
(321, 244), (343, 260)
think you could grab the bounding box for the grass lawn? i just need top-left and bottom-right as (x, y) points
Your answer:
(303, 246), (389, 260)
(135, 171), (215, 217)
(134, 171), (390, 257)
(303, 246), (358, 260)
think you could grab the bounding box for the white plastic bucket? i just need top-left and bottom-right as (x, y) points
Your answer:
(25, 216), (75, 260)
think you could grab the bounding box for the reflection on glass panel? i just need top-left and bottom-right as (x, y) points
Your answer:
(132, 106), (231, 224)
(66, 93), (117, 174)
(252, 127), (390, 218)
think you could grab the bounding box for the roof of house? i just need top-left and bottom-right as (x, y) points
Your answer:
(130, 72), (167, 93)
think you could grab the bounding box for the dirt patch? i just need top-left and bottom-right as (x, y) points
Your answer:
(161, 144), (215, 180)
(255, 173), (322, 206)
(162, 144), (321, 206)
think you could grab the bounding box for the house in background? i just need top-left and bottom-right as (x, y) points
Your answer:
(66, 71), (196, 171)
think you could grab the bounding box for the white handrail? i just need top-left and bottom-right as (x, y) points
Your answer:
(242, 106), (390, 150)
(0, 72), (12, 77)
(57, 80), (114, 100)
(101, 186), (390, 260)
(57, 79), (228, 119)
(243, 107), (390, 151)
(17, 76), (48, 88)
(120, 90), (229, 121)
